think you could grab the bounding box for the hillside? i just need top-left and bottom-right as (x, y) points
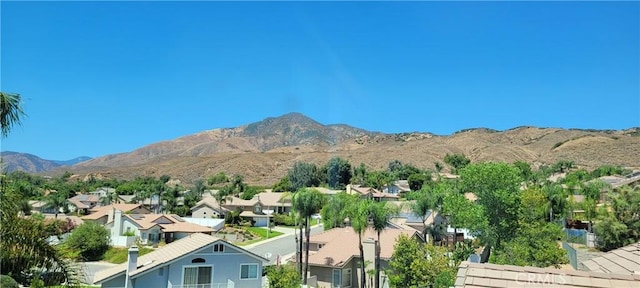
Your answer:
(36, 113), (639, 186)
(0, 152), (92, 173)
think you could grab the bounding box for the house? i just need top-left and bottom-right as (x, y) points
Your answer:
(107, 209), (215, 246)
(190, 193), (229, 219)
(89, 187), (116, 199)
(117, 195), (136, 204)
(222, 191), (292, 227)
(579, 241), (640, 275)
(81, 204), (151, 225)
(67, 194), (101, 214)
(454, 261), (640, 287)
(346, 184), (400, 202)
(28, 200), (56, 214)
(93, 233), (268, 288)
(382, 180), (411, 196)
(304, 227), (420, 288)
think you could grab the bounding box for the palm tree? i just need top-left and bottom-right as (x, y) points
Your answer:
(410, 191), (437, 242)
(292, 188), (327, 285)
(348, 198), (370, 288)
(368, 201), (397, 288)
(1, 93), (81, 285)
(45, 189), (69, 219)
(214, 187), (233, 219)
(0, 92), (26, 138)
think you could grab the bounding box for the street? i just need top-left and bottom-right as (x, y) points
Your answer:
(247, 225), (325, 265)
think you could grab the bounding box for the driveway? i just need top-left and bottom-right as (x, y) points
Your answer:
(80, 261), (118, 284)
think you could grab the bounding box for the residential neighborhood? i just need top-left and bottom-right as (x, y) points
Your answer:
(3, 156), (640, 288)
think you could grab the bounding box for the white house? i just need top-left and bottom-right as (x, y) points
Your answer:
(93, 233), (268, 288)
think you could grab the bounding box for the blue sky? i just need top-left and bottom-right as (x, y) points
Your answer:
(1, 1), (638, 160)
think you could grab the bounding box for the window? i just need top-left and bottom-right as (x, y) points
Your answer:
(254, 204), (262, 213)
(213, 243), (224, 252)
(240, 264), (258, 280)
(332, 269), (342, 288)
(182, 266), (212, 288)
(191, 258), (206, 263)
(158, 267), (164, 276)
(343, 269), (351, 287)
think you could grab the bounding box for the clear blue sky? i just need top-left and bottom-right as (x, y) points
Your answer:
(1, 1), (638, 160)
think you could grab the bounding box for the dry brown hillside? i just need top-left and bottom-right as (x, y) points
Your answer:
(52, 113), (640, 186)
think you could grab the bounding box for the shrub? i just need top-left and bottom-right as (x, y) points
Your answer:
(63, 222), (110, 261)
(0, 275), (19, 288)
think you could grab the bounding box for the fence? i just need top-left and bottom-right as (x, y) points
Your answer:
(562, 242), (578, 269)
(565, 229), (586, 245)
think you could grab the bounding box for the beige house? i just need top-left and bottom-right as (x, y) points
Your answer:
(107, 210), (214, 245)
(190, 194), (228, 219)
(221, 192), (292, 227)
(303, 227), (420, 288)
(346, 184), (400, 202)
(81, 204), (151, 225)
(67, 194), (101, 214)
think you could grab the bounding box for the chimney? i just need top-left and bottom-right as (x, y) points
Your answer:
(362, 238), (376, 273)
(107, 207), (115, 223)
(112, 209), (123, 238)
(125, 246), (138, 288)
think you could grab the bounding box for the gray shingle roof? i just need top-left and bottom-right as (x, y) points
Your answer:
(455, 261), (640, 287)
(579, 242), (640, 275)
(93, 233), (267, 284)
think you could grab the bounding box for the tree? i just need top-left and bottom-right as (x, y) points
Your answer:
(348, 198), (371, 288)
(326, 157), (352, 189)
(321, 192), (356, 229)
(387, 234), (456, 288)
(542, 183), (567, 222)
(441, 192), (485, 246)
(513, 161), (532, 183)
(410, 191), (438, 241)
(365, 170), (391, 191)
(443, 153), (470, 174)
(460, 162), (522, 249)
(63, 222), (110, 261)
(407, 173), (427, 191)
(0, 91), (81, 285)
(213, 187), (233, 219)
(207, 172), (229, 186)
(594, 186), (640, 251)
(352, 163), (367, 186)
(0, 92), (26, 138)
(368, 201), (397, 288)
(272, 176), (292, 192)
(292, 188), (327, 285)
(288, 162), (321, 191)
(266, 264), (301, 288)
(490, 222), (568, 268)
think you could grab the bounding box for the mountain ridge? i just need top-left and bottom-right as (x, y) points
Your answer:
(6, 113), (640, 186)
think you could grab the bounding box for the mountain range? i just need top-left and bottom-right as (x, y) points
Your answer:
(0, 151), (91, 173)
(3, 112), (640, 186)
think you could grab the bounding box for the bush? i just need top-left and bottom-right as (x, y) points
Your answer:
(273, 213), (296, 226)
(0, 275), (19, 288)
(63, 222), (110, 261)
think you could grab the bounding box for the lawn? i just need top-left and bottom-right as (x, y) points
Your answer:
(235, 227), (283, 246)
(103, 246), (154, 264)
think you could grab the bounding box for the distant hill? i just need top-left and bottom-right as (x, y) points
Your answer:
(55, 112), (640, 186)
(0, 151), (91, 173)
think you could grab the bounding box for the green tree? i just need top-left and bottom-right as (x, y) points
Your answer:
(288, 162), (321, 191)
(594, 186), (640, 251)
(321, 192), (356, 229)
(348, 198), (372, 288)
(292, 188), (327, 285)
(0, 92), (81, 285)
(407, 173), (427, 191)
(441, 192), (485, 246)
(266, 264), (301, 288)
(491, 222), (568, 268)
(63, 222), (110, 261)
(369, 201), (397, 288)
(272, 176), (293, 192)
(410, 191), (438, 241)
(542, 183), (567, 222)
(387, 234), (456, 288)
(352, 163), (368, 186)
(443, 153), (470, 174)
(326, 157), (352, 189)
(365, 170), (392, 191)
(0, 92), (26, 137)
(460, 162), (522, 248)
(513, 161), (532, 183)
(207, 172), (229, 186)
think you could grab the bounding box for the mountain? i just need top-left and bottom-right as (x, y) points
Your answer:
(53, 156), (92, 166)
(41, 113), (640, 186)
(0, 152), (92, 173)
